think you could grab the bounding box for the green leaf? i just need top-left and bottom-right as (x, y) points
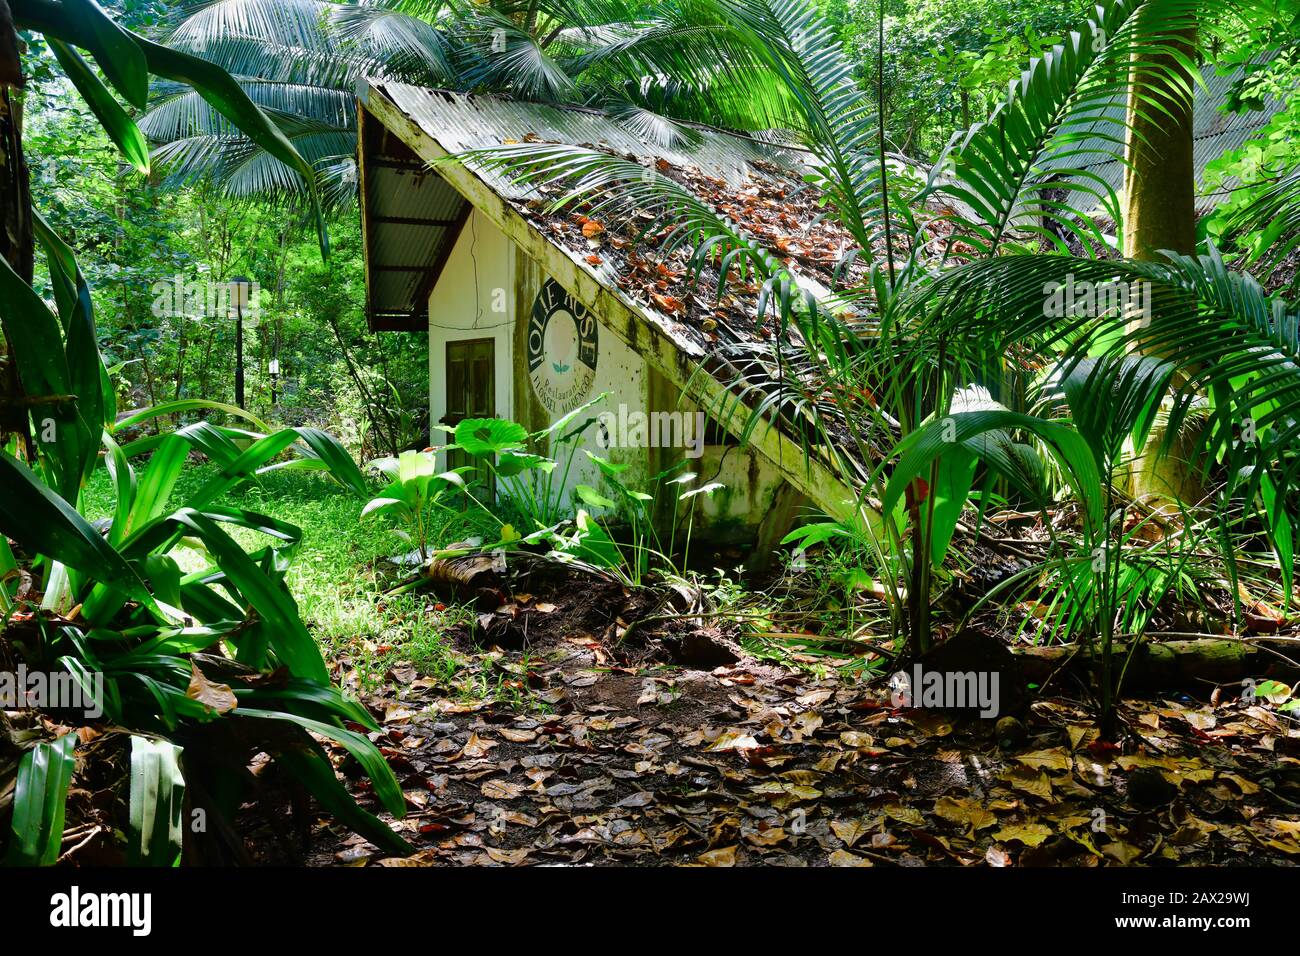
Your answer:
(883, 409), (1103, 534)
(291, 427), (368, 495)
(128, 736), (185, 866)
(128, 433), (189, 534)
(1261, 471), (1294, 603)
(5, 734), (77, 866)
(453, 418), (527, 457)
(0, 248), (93, 500)
(496, 451), (556, 477)
(32, 210), (106, 453)
(929, 444), (978, 568)
(237, 708), (405, 817)
(0, 449), (154, 607)
(101, 430), (135, 547)
(114, 399), (268, 435)
(361, 497), (411, 521)
(48, 38), (150, 174)
(272, 742), (410, 857)
(133, 509), (325, 681)
(781, 521), (849, 549)
(63, 0), (149, 109)
(135, 35), (330, 255)
(574, 484), (616, 509)
(560, 509), (623, 569)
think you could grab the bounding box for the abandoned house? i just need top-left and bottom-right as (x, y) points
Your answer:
(355, 80), (859, 551)
(354, 72), (1278, 554)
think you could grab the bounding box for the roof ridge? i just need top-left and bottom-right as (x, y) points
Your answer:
(364, 79), (813, 157)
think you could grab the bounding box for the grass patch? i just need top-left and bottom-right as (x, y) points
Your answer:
(81, 464), (498, 688)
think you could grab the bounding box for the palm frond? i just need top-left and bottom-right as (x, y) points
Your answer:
(456, 11), (577, 99)
(1222, 163), (1300, 288)
(168, 0), (337, 53)
(709, 0), (899, 271)
(913, 250), (1300, 527)
(141, 83), (356, 140)
(600, 94), (702, 149)
(924, 0), (1203, 257)
(326, 2), (455, 81)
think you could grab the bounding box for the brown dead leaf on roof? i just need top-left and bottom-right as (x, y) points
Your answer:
(650, 292), (685, 314)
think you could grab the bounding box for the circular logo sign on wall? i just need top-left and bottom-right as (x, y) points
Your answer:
(527, 278), (598, 415)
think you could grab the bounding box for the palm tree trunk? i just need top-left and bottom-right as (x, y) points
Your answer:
(0, 0), (33, 455)
(1123, 24), (1197, 260)
(1123, 21), (1204, 511)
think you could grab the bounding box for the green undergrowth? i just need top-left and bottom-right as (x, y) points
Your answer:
(81, 464), (498, 692)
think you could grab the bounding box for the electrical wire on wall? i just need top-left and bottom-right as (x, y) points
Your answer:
(429, 210), (516, 331)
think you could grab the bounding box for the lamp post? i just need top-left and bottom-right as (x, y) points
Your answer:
(228, 276), (253, 410)
(268, 357), (280, 409)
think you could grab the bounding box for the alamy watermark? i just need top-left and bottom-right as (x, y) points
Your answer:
(151, 275), (261, 323)
(1043, 274), (1151, 323)
(889, 664), (1001, 718)
(50, 887), (151, 936)
(1, 665), (103, 719)
(595, 404), (707, 459)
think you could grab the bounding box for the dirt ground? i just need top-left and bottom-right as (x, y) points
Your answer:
(298, 569), (1300, 868)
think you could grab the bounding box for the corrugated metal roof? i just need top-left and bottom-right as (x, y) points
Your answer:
(359, 105), (471, 331)
(1048, 64), (1283, 217)
(357, 84), (824, 331)
(373, 83), (815, 193)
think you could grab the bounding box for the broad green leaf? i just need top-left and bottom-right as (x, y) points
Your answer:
(63, 0), (149, 108)
(49, 38), (150, 174)
(128, 736), (185, 866)
(237, 708), (405, 817)
(272, 743), (410, 857)
(5, 735), (77, 866)
(114, 399), (268, 435)
(454, 418), (527, 456)
(575, 484), (616, 509)
(0, 450), (154, 607)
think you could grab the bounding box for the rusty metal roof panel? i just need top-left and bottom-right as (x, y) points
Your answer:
(370, 82), (815, 195)
(1045, 63), (1283, 217)
(358, 81), (826, 333)
(361, 102), (471, 330)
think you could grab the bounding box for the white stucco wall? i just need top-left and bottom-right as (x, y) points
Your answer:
(427, 213), (790, 535)
(427, 209), (515, 435)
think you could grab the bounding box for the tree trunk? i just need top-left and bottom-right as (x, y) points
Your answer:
(0, 1), (33, 454)
(1123, 22), (1201, 510)
(1123, 23), (1197, 260)
(1013, 638), (1298, 691)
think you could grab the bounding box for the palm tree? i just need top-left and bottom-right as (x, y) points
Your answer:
(0, 0), (412, 865)
(465, 0), (1298, 728)
(139, 0), (799, 207)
